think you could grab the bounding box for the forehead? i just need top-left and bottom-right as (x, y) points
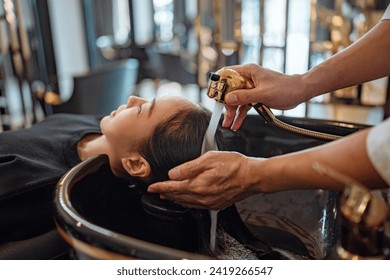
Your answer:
(153, 96), (193, 114)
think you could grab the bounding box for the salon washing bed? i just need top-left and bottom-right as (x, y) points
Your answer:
(52, 114), (366, 260)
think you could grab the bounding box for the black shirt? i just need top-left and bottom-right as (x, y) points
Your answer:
(0, 114), (102, 242)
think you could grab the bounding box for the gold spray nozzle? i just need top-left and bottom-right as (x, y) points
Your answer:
(206, 68), (253, 103)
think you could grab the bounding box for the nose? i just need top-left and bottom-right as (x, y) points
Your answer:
(126, 96), (147, 108)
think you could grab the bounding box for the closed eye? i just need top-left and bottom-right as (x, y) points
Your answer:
(137, 98), (155, 117)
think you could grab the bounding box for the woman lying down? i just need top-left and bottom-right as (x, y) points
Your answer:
(0, 95), (312, 259)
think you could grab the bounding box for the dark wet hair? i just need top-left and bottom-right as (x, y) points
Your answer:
(138, 103), (224, 184)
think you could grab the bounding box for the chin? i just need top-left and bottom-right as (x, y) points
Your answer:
(99, 116), (109, 132)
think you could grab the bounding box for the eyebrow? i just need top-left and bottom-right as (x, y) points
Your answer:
(147, 98), (156, 117)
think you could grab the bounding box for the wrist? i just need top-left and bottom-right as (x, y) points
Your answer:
(244, 157), (273, 194)
(245, 155), (298, 194)
(301, 58), (341, 100)
(298, 72), (320, 101)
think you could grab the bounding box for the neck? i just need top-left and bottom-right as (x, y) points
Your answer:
(77, 134), (108, 161)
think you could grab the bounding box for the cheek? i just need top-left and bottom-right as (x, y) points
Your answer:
(102, 113), (131, 134)
(104, 112), (155, 151)
(100, 122), (118, 141)
(101, 119), (126, 144)
(109, 123), (143, 152)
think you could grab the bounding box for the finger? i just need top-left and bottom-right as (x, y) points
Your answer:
(160, 192), (218, 210)
(159, 191), (202, 207)
(163, 195), (208, 209)
(231, 105), (251, 131)
(167, 154), (210, 180)
(148, 180), (189, 194)
(224, 64), (255, 79)
(222, 104), (238, 127)
(225, 88), (263, 106)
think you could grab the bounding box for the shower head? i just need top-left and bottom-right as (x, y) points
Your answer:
(206, 68), (252, 103)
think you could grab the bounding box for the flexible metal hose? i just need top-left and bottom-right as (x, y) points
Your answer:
(252, 103), (342, 141)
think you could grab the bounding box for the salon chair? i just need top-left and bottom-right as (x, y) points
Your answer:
(0, 182), (70, 260)
(48, 58), (139, 115)
(0, 230), (68, 260)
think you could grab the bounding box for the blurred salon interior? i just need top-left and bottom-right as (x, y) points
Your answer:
(1, 0), (389, 130)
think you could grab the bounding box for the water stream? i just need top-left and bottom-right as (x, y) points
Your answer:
(209, 209), (218, 252)
(201, 101), (224, 253)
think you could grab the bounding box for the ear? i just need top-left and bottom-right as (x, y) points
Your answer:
(121, 154), (151, 178)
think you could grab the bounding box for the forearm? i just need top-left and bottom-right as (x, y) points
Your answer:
(247, 129), (388, 193)
(301, 20), (390, 99)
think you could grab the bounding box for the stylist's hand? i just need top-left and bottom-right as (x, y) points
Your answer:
(222, 63), (306, 130)
(147, 151), (261, 210)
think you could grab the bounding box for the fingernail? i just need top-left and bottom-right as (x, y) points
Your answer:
(147, 186), (155, 192)
(169, 168), (181, 179)
(226, 94), (238, 104)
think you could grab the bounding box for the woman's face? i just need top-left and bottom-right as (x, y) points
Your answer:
(100, 95), (194, 156)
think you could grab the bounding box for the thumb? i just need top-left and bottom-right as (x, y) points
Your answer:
(168, 167), (182, 180)
(168, 158), (204, 180)
(225, 88), (262, 106)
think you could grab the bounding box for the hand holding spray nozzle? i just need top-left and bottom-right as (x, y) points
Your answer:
(206, 68), (341, 141)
